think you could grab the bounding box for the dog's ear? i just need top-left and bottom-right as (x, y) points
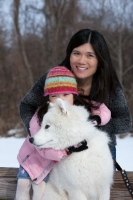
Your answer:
(56, 98), (67, 115)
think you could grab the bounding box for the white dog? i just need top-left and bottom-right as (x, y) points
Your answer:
(31, 99), (114, 200)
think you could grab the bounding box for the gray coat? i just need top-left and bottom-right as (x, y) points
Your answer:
(20, 72), (132, 147)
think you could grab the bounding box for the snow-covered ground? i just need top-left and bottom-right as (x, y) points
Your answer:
(0, 134), (133, 171)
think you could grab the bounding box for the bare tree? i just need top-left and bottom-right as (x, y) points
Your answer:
(28, 0), (82, 68)
(12, 0), (34, 86)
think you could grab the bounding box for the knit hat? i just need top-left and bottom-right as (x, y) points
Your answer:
(44, 66), (78, 96)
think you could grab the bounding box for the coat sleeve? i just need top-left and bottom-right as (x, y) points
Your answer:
(100, 85), (132, 135)
(29, 113), (41, 136)
(19, 72), (49, 135)
(91, 103), (111, 126)
(36, 148), (67, 161)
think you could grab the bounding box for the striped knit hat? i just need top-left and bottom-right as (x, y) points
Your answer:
(44, 66), (78, 96)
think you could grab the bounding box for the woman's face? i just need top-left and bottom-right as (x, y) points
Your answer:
(70, 43), (98, 81)
(49, 93), (74, 105)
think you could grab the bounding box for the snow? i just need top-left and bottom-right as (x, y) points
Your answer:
(0, 135), (133, 171)
(116, 134), (133, 171)
(8, 128), (24, 135)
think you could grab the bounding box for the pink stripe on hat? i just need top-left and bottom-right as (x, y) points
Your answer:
(44, 66), (78, 96)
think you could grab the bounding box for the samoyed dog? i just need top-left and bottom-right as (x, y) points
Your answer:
(31, 99), (114, 200)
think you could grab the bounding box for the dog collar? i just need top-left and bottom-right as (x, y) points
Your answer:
(66, 140), (88, 155)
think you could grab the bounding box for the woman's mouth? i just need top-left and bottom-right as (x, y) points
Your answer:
(76, 66), (88, 71)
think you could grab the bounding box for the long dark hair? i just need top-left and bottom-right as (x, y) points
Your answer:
(59, 29), (121, 105)
(37, 94), (97, 125)
(37, 96), (49, 125)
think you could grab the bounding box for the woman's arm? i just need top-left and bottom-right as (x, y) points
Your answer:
(20, 72), (48, 135)
(100, 85), (132, 135)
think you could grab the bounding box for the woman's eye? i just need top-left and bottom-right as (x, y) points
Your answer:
(87, 53), (95, 58)
(45, 125), (50, 129)
(74, 52), (79, 55)
(72, 51), (80, 55)
(88, 54), (93, 57)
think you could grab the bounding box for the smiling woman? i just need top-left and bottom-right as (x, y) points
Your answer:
(59, 29), (132, 157)
(20, 28), (132, 160)
(18, 29), (132, 199)
(70, 43), (98, 95)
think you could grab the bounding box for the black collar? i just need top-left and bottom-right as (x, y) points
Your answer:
(67, 140), (88, 155)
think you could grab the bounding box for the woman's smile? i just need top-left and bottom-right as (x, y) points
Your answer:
(70, 43), (98, 81)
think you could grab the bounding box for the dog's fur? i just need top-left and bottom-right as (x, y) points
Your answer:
(31, 99), (114, 200)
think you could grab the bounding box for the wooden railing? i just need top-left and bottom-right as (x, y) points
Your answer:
(0, 167), (133, 200)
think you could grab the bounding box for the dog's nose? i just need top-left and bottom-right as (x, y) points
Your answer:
(29, 137), (34, 143)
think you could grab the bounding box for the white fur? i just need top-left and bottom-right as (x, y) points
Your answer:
(32, 99), (114, 200)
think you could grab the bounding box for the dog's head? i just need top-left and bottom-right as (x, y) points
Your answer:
(30, 98), (92, 150)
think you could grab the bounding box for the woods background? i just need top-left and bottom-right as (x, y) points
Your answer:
(0, 0), (133, 137)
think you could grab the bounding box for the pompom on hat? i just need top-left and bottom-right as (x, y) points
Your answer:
(44, 66), (78, 96)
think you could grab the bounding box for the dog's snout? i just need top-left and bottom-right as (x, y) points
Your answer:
(29, 137), (34, 143)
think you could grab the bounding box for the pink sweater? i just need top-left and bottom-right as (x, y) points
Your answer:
(17, 114), (67, 184)
(17, 102), (111, 184)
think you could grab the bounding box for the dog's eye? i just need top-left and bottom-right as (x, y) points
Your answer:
(45, 125), (50, 129)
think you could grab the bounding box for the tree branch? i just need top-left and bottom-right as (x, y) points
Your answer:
(123, 65), (133, 76)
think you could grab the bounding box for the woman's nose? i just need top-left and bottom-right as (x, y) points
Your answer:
(78, 55), (86, 64)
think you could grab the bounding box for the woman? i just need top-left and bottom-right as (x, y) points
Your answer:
(20, 29), (132, 160)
